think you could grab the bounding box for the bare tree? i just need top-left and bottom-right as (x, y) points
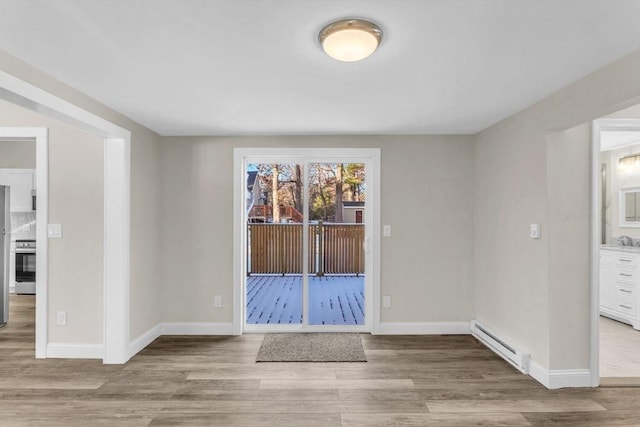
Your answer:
(293, 164), (303, 213)
(335, 164), (344, 222)
(254, 163), (305, 222)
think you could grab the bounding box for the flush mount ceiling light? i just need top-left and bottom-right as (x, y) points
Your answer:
(319, 19), (383, 62)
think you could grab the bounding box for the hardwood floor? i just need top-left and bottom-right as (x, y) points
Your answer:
(1, 295), (640, 426)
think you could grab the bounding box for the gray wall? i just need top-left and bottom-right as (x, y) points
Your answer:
(129, 119), (163, 340)
(0, 50), (164, 347)
(546, 124), (592, 371)
(160, 136), (475, 324)
(0, 139), (36, 168)
(0, 99), (104, 344)
(474, 49), (640, 370)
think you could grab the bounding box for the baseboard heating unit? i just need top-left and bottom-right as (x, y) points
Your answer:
(470, 320), (530, 374)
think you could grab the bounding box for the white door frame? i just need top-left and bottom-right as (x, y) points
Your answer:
(233, 148), (381, 334)
(590, 118), (640, 386)
(0, 127), (47, 357)
(0, 71), (131, 363)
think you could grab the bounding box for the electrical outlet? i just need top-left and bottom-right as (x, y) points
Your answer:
(214, 296), (223, 308)
(57, 311), (66, 326)
(382, 295), (391, 308)
(383, 225), (391, 237)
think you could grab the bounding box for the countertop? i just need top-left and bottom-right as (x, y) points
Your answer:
(601, 244), (640, 253)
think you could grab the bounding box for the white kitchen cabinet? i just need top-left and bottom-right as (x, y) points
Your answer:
(0, 169), (35, 212)
(600, 247), (640, 330)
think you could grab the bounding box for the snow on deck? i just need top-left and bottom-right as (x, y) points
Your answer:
(246, 275), (365, 325)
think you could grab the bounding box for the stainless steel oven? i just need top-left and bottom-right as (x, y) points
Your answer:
(15, 239), (35, 294)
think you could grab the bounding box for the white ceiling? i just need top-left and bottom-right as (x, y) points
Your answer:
(1, 0), (640, 136)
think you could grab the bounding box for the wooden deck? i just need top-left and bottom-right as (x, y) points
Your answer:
(246, 275), (364, 325)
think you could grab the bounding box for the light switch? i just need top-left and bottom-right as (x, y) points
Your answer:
(382, 295), (391, 308)
(383, 225), (391, 237)
(57, 311), (66, 326)
(530, 223), (541, 239)
(48, 224), (62, 239)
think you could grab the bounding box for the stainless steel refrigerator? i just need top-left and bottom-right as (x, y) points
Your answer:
(0, 186), (10, 327)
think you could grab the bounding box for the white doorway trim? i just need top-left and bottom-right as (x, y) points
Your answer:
(233, 147), (381, 335)
(590, 117), (640, 386)
(0, 71), (131, 364)
(0, 127), (47, 358)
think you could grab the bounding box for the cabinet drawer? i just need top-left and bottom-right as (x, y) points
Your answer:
(617, 284), (637, 304)
(615, 254), (639, 268)
(615, 269), (638, 284)
(617, 301), (638, 317)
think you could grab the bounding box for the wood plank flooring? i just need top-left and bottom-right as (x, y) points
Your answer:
(2, 295), (640, 426)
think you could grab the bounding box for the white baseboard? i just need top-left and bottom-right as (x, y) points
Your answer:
(46, 323), (232, 361)
(529, 360), (592, 389)
(46, 343), (103, 359)
(379, 321), (470, 335)
(161, 322), (234, 335)
(129, 323), (162, 358)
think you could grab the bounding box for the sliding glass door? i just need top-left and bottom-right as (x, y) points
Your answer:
(238, 149), (378, 333)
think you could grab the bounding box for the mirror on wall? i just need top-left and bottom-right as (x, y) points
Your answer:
(620, 187), (640, 226)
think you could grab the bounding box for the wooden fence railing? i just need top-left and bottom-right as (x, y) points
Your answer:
(248, 223), (364, 275)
